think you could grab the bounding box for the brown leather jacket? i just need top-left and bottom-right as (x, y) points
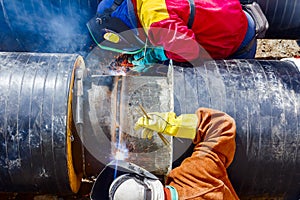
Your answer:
(165, 108), (239, 199)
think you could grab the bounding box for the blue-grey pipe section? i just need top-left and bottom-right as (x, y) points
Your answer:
(0, 0), (300, 54)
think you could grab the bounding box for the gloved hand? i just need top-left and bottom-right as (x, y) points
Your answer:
(130, 47), (169, 72)
(134, 112), (198, 139)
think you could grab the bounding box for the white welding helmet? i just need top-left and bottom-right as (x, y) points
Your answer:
(90, 160), (164, 200)
(109, 173), (164, 200)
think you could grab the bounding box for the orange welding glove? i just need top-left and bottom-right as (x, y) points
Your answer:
(134, 112), (198, 139)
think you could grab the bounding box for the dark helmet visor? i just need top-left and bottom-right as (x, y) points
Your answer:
(87, 16), (145, 54)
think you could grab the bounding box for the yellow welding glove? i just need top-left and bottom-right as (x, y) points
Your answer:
(134, 112), (198, 139)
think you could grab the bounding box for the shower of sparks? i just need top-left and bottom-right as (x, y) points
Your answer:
(114, 146), (128, 161)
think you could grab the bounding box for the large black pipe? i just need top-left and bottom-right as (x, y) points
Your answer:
(0, 0), (299, 54)
(240, 0), (300, 39)
(172, 59), (300, 198)
(0, 50), (299, 198)
(83, 49), (300, 198)
(0, 52), (85, 194)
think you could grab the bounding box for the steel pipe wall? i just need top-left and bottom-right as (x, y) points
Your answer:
(173, 59), (300, 198)
(83, 49), (300, 198)
(84, 48), (300, 198)
(256, 0), (300, 39)
(0, 52), (84, 194)
(0, 50), (299, 198)
(0, 50), (173, 195)
(78, 57), (173, 177)
(223, 0), (300, 39)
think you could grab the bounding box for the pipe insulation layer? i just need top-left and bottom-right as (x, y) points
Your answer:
(0, 0), (98, 53)
(256, 0), (300, 39)
(0, 52), (85, 194)
(172, 59), (300, 198)
(0, 0), (300, 54)
(0, 50), (299, 197)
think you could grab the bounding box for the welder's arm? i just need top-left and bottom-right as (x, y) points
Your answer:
(148, 19), (202, 62)
(165, 108), (239, 199)
(136, 0), (204, 62)
(134, 112), (198, 139)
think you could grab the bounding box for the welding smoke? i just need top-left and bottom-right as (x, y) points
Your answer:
(0, 0), (97, 53)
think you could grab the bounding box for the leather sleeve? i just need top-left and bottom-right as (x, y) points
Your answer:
(165, 107), (239, 199)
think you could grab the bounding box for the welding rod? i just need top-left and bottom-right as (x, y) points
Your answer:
(138, 104), (170, 146)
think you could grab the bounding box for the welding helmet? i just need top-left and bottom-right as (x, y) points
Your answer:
(86, 14), (145, 54)
(90, 160), (164, 200)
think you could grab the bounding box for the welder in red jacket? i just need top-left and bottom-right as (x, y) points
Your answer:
(87, 0), (256, 65)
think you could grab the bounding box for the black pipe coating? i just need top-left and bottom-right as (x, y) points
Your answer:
(173, 59), (300, 198)
(0, 52), (83, 194)
(256, 0), (300, 39)
(0, 50), (299, 198)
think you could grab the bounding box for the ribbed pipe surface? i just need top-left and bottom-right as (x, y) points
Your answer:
(173, 59), (300, 198)
(257, 0), (300, 39)
(0, 52), (83, 194)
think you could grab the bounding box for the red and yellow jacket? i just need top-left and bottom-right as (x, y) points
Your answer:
(131, 0), (248, 62)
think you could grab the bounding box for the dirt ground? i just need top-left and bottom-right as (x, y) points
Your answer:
(1, 39), (299, 200)
(255, 39), (300, 59)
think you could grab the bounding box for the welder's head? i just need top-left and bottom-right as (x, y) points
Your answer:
(86, 15), (145, 54)
(90, 160), (164, 200)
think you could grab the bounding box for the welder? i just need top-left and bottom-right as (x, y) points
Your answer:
(87, 0), (268, 68)
(90, 107), (239, 200)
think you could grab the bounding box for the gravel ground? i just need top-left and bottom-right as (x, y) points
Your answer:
(1, 39), (299, 200)
(255, 39), (300, 59)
